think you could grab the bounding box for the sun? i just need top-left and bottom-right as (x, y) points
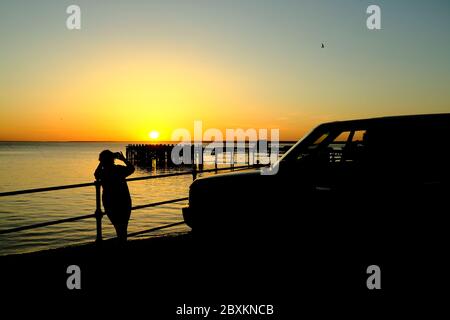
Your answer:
(148, 130), (160, 140)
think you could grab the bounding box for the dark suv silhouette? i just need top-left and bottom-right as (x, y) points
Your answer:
(183, 114), (449, 253)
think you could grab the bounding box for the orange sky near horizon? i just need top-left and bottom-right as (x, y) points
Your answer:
(0, 46), (330, 141)
(1, 1), (449, 142)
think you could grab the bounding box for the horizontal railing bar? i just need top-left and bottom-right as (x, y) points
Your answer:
(0, 213), (96, 235)
(0, 164), (259, 237)
(126, 171), (193, 182)
(0, 182), (96, 197)
(224, 166), (260, 173)
(0, 197), (190, 235)
(127, 221), (186, 238)
(132, 197), (188, 211)
(0, 164), (260, 197)
(126, 164), (258, 182)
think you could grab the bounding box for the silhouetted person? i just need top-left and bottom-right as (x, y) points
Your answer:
(94, 150), (135, 243)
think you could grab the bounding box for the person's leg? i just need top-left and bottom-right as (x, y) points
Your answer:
(114, 223), (127, 242)
(112, 211), (130, 245)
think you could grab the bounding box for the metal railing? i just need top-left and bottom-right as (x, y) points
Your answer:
(0, 164), (260, 244)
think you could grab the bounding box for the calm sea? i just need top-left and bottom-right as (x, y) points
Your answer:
(0, 141), (290, 256)
(0, 142), (198, 256)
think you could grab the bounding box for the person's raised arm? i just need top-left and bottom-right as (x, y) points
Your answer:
(117, 151), (135, 177)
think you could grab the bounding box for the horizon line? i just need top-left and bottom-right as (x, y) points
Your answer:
(0, 140), (299, 143)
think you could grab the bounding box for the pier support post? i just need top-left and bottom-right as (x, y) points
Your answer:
(94, 180), (103, 242)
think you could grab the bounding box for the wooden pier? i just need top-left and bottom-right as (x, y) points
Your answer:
(126, 144), (177, 168)
(126, 142), (294, 170)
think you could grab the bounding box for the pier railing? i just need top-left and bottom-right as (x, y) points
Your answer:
(0, 164), (260, 244)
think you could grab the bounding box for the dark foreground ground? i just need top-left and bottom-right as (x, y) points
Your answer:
(1, 227), (447, 317)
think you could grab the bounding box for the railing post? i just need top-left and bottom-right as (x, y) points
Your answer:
(192, 164), (197, 180)
(231, 148), (234, 171)
(214, 152), (218, 173)
(198, 145), (204, 172)
(94, 180), (103, 242)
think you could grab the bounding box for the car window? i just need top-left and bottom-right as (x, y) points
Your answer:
(327, 131), (351, 162)
(325, 130), (367, 163)
(352, 130), (366, 143)
(313, 133), (329, 145)
(281, 127), (368, 167)
(289, 131), (330, 161)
